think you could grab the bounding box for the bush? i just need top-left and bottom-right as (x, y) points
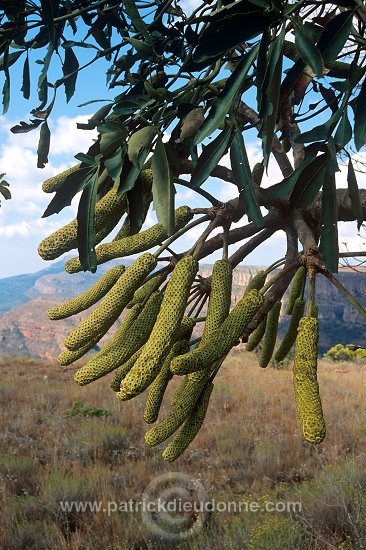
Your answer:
(64, 400), (112, 418)
(324, 344), (366, 362)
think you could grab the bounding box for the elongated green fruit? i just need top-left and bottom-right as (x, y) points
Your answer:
(65, 205), (193, 273)
(171, 289), (263, 375)
(58, 331), (104, 366)
(64, 253), (156, 351)
(94, 200), (129, 245)
(74, 290), (163, 385)
(202, 259), (232, 344)
(145, 378), (208, 447)
(258, 301), (282, 368)
(126, 272), (165, 309)
(42, 164), (81, 193)
(38, 186), (128, 260)
(286, 267), (306, 315)
(48, 265), (125, 320)
(246, 270), (267, 293)
(162, 383), (214, 462)
(274, 298), (305, 362)
(189, 259), (232, 382)
(293, 317), (326, 444)
(110, 346), (145, 392)
(144, 340), (190, 424)
(171, 377), (189, 406)
(73, 303), (142, 385)
(111, 317), (193, 393)
(246, 316), (267, 352)
(113, 219), (133, 241)
(117, 255), (199, 400)
(177, 316), (195, 341)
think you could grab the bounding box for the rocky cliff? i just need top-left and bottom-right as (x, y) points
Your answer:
(0, 262), (365, 359)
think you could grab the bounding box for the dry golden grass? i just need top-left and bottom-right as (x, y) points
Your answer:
(0, 350), (365, 549)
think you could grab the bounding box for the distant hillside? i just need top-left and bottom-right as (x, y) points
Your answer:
(0, 261), (365, 358)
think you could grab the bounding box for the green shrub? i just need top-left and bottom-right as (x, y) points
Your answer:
(324, 344), (366, 362)
(64, 399), (112, 418)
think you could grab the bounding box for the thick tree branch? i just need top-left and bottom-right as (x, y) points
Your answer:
(228, 228), (276, 268)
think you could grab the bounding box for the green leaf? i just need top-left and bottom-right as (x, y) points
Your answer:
(347, 160), (363, 231)
(77, 104), (113, 130)
(0, 185), (11, 200)
(292, 17), (324, 77)
(2, 73), (10, 114)
(37, 42), (53, 101)
(353, 77), (366, 151)
(123, 0), (150, 40)
(295, 108), (342, 143)
(263, 147), (319, 199)
(62, 47), (79, 103)
(126, 37), (154, 57)
(40, 0), (58, 48)
(104, 147), (123, 182)
(259, 24), (285, 167)
(194, 45), (259, 145)
(230, 128), (263, 227)
(317, 10), (355, 65)
(319, 172), (339, 273)
(0, 49), (25, 71)
(191, 126), (233, 188)
(289, 153), (328, 209)
(77, 171), (98, 273)
(37, 121), (50, 168)
(334, 108), (352, 149)
(256, 29), (271, 115)
(118, 158), (141, 194)
(99, 122), (128, 157)
(21, 54), (30, 99)
(126, 176), (146, 235)
(193, 2), (277, 64)
(62, 40), (99, 50)
(152, 136), (175, 236)
(128, 126), (157, 169)
(42, 166), (96, 217)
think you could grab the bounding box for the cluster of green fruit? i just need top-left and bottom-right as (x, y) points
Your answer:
(38, 167), (326, 459)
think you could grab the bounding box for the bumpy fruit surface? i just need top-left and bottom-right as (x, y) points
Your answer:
(58, 331), (103, 365)
(258, 301), (282, 368)
(144, 340), (190, 424)
(162, 383), (214, 462)
(42, 164), (81, 193)
(110, 346), (145, 392)
(38, 186), (128, 260)
(246, 270), (267, 293)
(171, 289), (263, 375)
(286, 267), (306, 315)
(274, 298), (305, 362)
(48, 265), (125, 320)
(246, 316), (267, 352)
(171, 377), (189, 406)
(126, 272), (165, 309)
(74, 290), (163, 385)
(293, 317), (326, 444)
(189, 259), (232, 382)
(65, 205), (193, 273)
(64, 253), (156, 351)
(117, 255), (198, 400)
(145, 378), (208, 446)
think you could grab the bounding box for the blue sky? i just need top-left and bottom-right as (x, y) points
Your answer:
(0, 0), (365, 278)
